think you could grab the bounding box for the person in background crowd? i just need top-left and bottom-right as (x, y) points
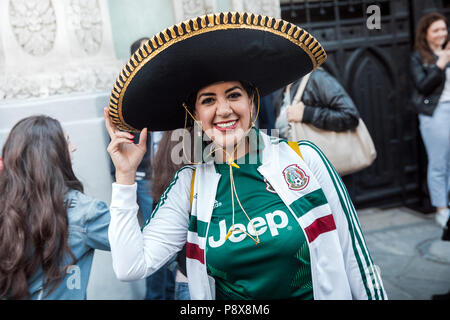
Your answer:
(272, 67), (361, 196)
(105, 12), (386, 300)
(150, 130), (190, 300)
(0, 116), (110, 299)
(0, 156), (3, 172)
(410, 12), (450, 229)
(125, 37), (175, 300)
(273, 67), (360, 139)
(124, 36), (155, 228)
(256, 93), (276, 135)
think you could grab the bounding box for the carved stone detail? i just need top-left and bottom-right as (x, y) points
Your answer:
(67, 0), (103, 55)
(8, 0), (57, 56)
(0, 63), (121, 100)
(230, 0), (281, 18)
(172, 0), (216, 23)
(2, 0), (120, 101)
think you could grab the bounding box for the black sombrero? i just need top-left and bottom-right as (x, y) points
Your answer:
(109, 12), (326, 132)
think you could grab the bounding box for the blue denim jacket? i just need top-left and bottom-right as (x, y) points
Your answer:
(27, 189), (110, 300)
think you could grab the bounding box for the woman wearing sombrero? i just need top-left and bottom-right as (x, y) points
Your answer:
(105, 12), (386, 300)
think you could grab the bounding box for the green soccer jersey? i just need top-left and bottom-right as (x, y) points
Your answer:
(206, 151), (313, 300)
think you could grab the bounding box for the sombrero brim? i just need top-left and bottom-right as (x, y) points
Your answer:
(109, 12), (326, 132)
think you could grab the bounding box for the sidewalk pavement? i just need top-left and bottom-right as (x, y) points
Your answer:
(358, 206), (450, 300)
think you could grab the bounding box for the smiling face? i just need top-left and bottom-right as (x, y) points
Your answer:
(426, 19), (448, 50)
(194, 81), (254, 150)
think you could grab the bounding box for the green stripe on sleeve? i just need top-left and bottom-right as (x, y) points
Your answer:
(142, 166), (194, 229)
(188, 215), (209, 238)
(290, 188), (329, 219)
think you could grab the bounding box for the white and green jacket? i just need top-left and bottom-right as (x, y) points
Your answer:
(108, 131), (387, 300)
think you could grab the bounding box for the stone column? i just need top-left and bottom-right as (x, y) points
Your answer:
(170, 0), (281, 23)
(0, 0), (123, 200)
(230, 0), (281, 18)
(0, 0), (122, 100)
(171, 0), (217, 23)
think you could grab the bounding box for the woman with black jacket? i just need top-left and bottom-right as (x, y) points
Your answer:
(410, 12), (450, 228)
(273, 68), (360, 137)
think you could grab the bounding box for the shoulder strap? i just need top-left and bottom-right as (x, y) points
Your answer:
(288, 141), (303, 160)
(292, 72), (311, 105)
(189, 169), (196, 212)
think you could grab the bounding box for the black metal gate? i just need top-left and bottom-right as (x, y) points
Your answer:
(280, 0), (450, 210)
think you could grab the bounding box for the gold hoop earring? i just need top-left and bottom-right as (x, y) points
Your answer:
(249, 89), (260, 128)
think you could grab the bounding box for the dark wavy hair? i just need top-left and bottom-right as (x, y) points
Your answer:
(414, 12), (449, 64)
(0, 115), (83, 299)
(130, 37), (149, 55)
(150, 130), (186, 202)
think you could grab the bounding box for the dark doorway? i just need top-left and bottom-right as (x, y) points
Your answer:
(280, 0), (450, 210)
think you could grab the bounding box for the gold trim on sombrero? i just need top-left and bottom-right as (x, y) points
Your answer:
(109, 11), (327, 132)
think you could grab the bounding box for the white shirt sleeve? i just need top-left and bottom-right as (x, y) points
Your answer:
(108, 168), (192, 281)
(299, 141), (387, 300)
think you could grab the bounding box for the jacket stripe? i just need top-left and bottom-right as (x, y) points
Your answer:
(300, 141), (377, 299)
(303, 141), (385, 299)
(188, 215), (208, 238)
(182, 133), (384, 299)
(326, 156), (385, 300)
(299, 141), (384, 299)
(304, 214), (336, 243)
(186, 242), (205, 264)
(145, 166), (194, 226)
(290, 188), (329, 219)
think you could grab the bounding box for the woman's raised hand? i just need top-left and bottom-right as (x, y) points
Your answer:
(104, 107), (148, 185)
(436, 45), (450, 69)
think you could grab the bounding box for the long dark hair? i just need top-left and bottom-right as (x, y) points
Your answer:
(0, 115), (83, 299)
(130, 37), (149, 55)
(414, 12), (449, 64)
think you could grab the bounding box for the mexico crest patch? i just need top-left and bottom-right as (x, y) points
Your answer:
(283, 164), (309, 191)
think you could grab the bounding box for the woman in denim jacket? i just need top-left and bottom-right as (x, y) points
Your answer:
(0, 116), (110, 300)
